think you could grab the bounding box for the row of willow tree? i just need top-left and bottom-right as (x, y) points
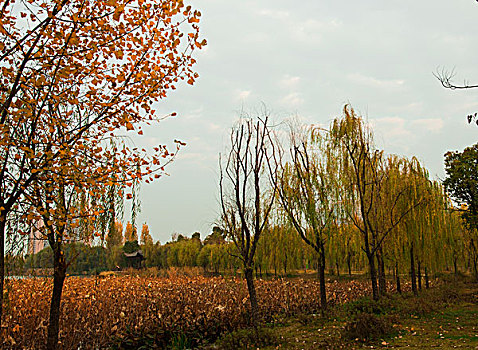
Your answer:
(214, 105), (476, 323)
(11, 104), (476, 333)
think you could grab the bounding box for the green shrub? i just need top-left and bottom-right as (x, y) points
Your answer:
(438, 284), (460, 302)
(342, 312), (395, 342)
(344, 297), (395, 316)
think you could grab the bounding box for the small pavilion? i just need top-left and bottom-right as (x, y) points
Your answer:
(123, 250), (145, 269)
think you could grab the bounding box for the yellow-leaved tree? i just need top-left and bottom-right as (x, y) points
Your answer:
(0, 0), (205, 348)
(140, 223), (153, 246)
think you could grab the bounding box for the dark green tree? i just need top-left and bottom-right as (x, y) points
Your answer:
(444, 143), (478, 281)
(123, 240), (140, 254)
(444, 143), (478, 229)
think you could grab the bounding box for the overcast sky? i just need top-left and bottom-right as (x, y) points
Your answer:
(130, 0), (478, 243)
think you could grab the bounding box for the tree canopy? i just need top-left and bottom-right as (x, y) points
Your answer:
(444, 143), (478, 229)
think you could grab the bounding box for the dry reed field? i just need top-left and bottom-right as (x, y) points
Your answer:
(2, 275), (408, 349)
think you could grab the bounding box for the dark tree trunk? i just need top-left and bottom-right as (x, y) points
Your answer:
(410, 245), (417, 295)
(46, 246), (67, 350)
(453, 257), (458, 276)
(244, 267), (258, 327)
(284, 254), (288, 276)
(424, 267), (429, 289)
(377, 247), (386, 295)
(473, 257), (478, 282)
(347, 253), (352, 276)
(417, 260), (422, 291)
(370, 255), (379, 300)
(364, 232), (379, 300)
(0, 218), (5, 324)
(395, 262), (401, 294)
(259, 265), (262, 278)
(366, 250), (379, 300)
(336, 261), (340, 277)
(318, 249), (327, 310)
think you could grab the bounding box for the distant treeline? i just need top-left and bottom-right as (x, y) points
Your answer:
(9, 214), (474, 280)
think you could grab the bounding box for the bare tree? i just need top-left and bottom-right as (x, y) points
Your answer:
(434, 68), (478, 124)
(219, 112), (278, 326)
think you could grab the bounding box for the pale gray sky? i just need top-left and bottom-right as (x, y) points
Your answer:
(131, 0), (478, 242)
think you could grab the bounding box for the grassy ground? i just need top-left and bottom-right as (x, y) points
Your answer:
(209, 277), (478, 350)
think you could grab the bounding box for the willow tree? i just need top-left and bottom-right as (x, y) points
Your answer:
(277, 124), (342, 309)
(380, 157), (432, 294)
(219, 114), (278, 326)
(327, 221), (362, 277)
(256, 220), (305, 277)
(329, 106), (422, 300)
(371, 155), (432, 294)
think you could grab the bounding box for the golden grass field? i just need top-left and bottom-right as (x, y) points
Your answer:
(2, 275), (406, 349)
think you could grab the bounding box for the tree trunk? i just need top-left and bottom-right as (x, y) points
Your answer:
(424, 267), (429, 289)
(46, 246), (67, 350)
(0, 218), (5, 324)
(317, 249), (327, 310)
(473, 256), (478, 282)
(395, 263), (401, 294)
(366, 252), (379, 300)
(284, 254), (288, 276)
(347, 253), (352, 276)
(417, 260), (422, 291)
(410, 245), (417, 295)
(365, 233), (379, 300)
(336, 261), (340, 277)
(244, 267), (259, 327)
(453, 256), (458, 276)
(377, 247), (386, 295)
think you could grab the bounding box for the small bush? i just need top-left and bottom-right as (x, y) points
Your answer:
(438, 284), (460, 302)
(344, 297), (394, 316)
(215, 328), (279, 350)
(342, 312), (395, 342)
(296, 312), (317, 325)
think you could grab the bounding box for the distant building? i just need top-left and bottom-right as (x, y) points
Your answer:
(26, 216), (99, 256)
(124, 250), (145, 269)
(27, 219), (46, 255)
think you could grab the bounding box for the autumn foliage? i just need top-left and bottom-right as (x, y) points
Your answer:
(0, 0), (205, 210)
(1, 275), (409, 348)
(0, 0), (206, 347)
